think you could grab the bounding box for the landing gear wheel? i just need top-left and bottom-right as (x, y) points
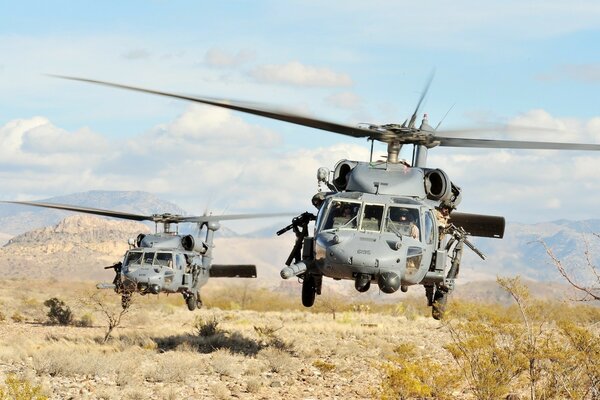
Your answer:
(431, 290), (448, 320)
(302, 275), (316, 307)
(121, 293), (132, 310)
(186, 294), (198, 311)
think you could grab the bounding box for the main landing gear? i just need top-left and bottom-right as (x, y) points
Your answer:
(301, 274), (322, 307)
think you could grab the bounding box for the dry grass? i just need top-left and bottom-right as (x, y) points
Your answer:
(0, 279), (598, 399)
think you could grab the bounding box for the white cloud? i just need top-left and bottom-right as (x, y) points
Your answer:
(2, 106), (600, 227)
(250, 61), (352, 87)
(325, 91), (362, 110)
(0, 117), (111, 169)
(204, 48), (255, 68)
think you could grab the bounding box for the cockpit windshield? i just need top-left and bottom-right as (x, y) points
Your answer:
(322, 200), (360, 230)
(360, 204), (385, 232)
(124, 251), (143, 267)
(143, 252), (155, 265)
(155, 252), (173, 267)
(386, 206), (421, 240)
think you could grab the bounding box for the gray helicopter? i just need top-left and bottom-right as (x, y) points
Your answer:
(3, 200), (290, 310)
(51, 75), (600, 318)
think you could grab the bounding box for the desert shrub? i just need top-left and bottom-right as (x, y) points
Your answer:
(43, 298), (73, 326)
(555, 321), (600, 398)
(194, 315), (219, 337)
(0, 374), (48, 400)
(11, 312), (25, 323)
(0, 311), (5, 322)
(245, 377), (262, 393)
(380, 343), (458, 400)
(312, 359), (336, 373)
(77, 313), (94, 327)
(254, 324), (289, 350)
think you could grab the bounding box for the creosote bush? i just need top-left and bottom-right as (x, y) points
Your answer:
(380, 343), (458, 400)
(0, 374), (48, 400)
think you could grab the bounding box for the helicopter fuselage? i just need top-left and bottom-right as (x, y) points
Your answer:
(280, 159), (504, 317)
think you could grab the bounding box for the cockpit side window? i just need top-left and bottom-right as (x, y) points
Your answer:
(124, 251), (143, 267)
(155, 252), (173, 267)
(176, 253), (186, 270)
(424, 211), (435, 244)
(143, 252), (155, 265)
(386, 206), (421, 240)
(360, 204), (385, 232)
(322, 200), (360, 230)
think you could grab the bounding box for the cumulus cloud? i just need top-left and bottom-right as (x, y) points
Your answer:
(0, 117), (111, 169)
(250, 61), (352, 87)
(429, 110), (600, 223)
(3, 107), (600, 227)
(325, 91), (362, 110)
(204, 48), (255, 68)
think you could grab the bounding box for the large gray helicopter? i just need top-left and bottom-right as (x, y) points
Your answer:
(3, 200), (289, 310)
(51, 75), (600, 318)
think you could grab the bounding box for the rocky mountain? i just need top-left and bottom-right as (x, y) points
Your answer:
(1, 190), (598, 299)
(459, 219), (600, 282)
(0, 214), (150, 281)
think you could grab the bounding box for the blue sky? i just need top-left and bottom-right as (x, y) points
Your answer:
(1, 1), (600, 230)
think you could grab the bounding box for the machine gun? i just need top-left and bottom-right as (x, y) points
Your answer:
(276, 212), (316, 236)
(445, 223), (486, 260)
(277, 212), (316, 266)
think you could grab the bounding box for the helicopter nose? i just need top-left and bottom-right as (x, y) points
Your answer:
(125, 268), (163, 293)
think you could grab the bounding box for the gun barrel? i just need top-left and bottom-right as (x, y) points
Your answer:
(276, 224), (294, 236)
(280, 261), (308, 279)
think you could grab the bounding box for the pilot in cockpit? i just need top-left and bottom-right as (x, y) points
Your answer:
(398, 208), (420, 240)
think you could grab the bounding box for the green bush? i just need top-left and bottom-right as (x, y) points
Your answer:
(43, 297), (73, 325)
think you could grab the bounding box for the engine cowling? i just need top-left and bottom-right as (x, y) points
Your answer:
(332, 160), (358, 191)
(181, 235), (208, 254)
(424, 169), (451, 201)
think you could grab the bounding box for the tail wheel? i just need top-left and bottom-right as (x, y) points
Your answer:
(431, 289), (448, 320)
(302, 275), (316, 307)
(186, 294), (198, 311)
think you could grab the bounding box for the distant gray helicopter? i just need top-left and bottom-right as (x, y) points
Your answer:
(52, 75), (600, 318)
(2, 200), (289, 310)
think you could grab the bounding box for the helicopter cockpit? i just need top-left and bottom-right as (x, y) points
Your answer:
(316, 195), (426, 242)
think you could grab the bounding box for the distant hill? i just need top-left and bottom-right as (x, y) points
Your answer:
(0, 190), (186, 236)
(0, 190), (237, 239)
(460, 220), (600, 282)
(0, 214), (150, 281)
(1, 190), (598, 296)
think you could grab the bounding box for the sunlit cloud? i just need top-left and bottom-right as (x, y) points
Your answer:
(250, 61), (352, 87)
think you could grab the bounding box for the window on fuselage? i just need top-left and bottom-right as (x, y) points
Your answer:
(143, 252), (155, 265)
(176, 253), (186, 270)
(424, 211), (435, 244)
(360, 204), (385, 232)
(124, 251), (143, 267)
(385, 206), (421, 240)
(154, 252), (173, 267)
(322, 200), (360, 230)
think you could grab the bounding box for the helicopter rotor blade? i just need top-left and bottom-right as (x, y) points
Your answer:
(2, 200), (296, 225)
(51, 75), (600, 151)
(407, 70), (434, 129)
(179, 212), (296, 224)
(2, 201), (153, 221)
(51, 75), (375, 140)
(433, 136), (600, 151)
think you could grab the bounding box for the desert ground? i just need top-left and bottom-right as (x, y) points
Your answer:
(0, 278), (598, 400)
